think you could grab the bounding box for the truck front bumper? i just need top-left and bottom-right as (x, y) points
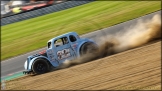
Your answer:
(23, 70), (34, 75)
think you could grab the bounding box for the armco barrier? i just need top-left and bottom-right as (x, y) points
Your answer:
(1, 0), (94, 26)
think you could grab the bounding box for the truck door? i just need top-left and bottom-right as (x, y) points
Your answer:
(46, 41), (60, 67)
(54, 37), (76, 64)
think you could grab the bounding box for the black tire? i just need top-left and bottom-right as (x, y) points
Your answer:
(80, 42), (98, 56)
(32, 58), (50, 74)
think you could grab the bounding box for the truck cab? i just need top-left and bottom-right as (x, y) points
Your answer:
(46, 32), (80, 67)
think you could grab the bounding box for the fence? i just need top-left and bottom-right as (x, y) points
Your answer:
(1, 0), (94, 26)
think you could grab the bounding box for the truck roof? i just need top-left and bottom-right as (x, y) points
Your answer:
(47, 32), (78, 43)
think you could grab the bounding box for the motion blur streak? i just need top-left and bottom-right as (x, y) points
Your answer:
(60, 14), (161, 68)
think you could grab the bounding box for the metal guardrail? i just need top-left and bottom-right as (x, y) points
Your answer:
(1, 0), (94, 26)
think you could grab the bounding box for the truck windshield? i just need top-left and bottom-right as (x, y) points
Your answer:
(48, 42), (51, 48)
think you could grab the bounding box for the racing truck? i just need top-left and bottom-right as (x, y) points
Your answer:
(23, 32), (98, 75)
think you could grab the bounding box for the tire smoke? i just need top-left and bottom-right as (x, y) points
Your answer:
(112, 14), (161, 53)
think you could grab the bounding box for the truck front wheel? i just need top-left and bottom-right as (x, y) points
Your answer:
(32, 58), (50, 74)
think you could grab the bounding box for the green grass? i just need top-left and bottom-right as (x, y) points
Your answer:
(1, 1), (161, 60)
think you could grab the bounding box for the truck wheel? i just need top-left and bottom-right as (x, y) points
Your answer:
(32, 58), (50, 74)
(80, 42), (98, 56)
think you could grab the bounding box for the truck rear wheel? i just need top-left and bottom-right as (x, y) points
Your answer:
(80, 42), (98, 56)
(32, 58), (50, 74)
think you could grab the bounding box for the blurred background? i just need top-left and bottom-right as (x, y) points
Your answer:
(1, 0), (66, 17)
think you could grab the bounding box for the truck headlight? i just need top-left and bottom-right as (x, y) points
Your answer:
(24, 60), (27, 70)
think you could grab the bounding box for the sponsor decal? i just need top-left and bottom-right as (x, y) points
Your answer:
(57, 48), (71, 60)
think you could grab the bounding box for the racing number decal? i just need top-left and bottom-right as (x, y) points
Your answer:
(57, 49), (71, 60)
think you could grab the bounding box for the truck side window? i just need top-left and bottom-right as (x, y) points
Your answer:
(54, 39), (63, 47)
(48, 42), (51, 48)
(69, 35), (76, 42)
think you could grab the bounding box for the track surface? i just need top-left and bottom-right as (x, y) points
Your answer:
(1, 10), (161, 77)
(4, 41), (161, 90)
